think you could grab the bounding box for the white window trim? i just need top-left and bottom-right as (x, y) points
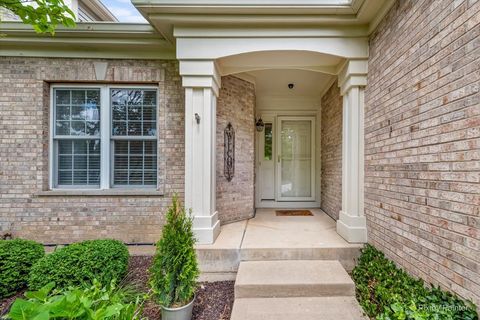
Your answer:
(49, 84), (159, 191)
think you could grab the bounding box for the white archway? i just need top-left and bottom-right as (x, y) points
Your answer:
(178, 34), (368, 244)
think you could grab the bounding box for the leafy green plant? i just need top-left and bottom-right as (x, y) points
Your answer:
(0, 0), (76, 34)
(150, 195), (199, 308)
(28, 239), (129, 291)
(353, 244), (478, 320)
(0, 238), (45, 298)
(5, 280), (145, 320)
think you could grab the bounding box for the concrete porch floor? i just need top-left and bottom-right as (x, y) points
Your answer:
(196, 208), (362, 250)
(130, 208), (363, 281)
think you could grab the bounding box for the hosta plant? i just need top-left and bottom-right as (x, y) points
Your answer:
(5, 280), (145, 320)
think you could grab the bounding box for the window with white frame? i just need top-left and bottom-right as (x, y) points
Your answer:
(51, 86), (158, 189)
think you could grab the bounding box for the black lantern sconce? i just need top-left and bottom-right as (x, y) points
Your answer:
(255, 117), (265, 132)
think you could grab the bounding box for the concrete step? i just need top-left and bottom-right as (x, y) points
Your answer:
(231, 296), (368, 320)
(240, 246), (361, 272)
(235, 260), (355, 298)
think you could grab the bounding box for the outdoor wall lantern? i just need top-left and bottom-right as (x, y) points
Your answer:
(195, 113), (200, 124)
(255, 117), (265, 132)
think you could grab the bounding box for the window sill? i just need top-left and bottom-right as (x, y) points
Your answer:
(35, 189), (164, 197)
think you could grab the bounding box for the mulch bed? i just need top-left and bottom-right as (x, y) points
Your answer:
(125, 256), (235, 320)
(0, 290), (24, 318)
(0, 256), (235, 320)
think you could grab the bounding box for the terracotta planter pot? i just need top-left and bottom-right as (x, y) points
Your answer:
(160, 296), (195, 320)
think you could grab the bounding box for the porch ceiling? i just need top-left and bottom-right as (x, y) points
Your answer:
(241, 69), (333, 101)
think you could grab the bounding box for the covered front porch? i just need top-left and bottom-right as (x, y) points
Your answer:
(177, 45), (369, 245)
(131, 0), (386, 246)
(196, 208), (363, 281)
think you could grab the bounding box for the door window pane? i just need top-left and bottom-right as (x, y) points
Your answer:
(280, 120), (312, 198)
(264, 123), (273, 161)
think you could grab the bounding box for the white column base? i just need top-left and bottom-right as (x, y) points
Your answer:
(193, 212), (221, 244)
(336, 210), (367, 243)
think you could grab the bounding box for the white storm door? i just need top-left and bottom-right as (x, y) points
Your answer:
(259, 122), (275, 200)
(277, 116), (315, 201)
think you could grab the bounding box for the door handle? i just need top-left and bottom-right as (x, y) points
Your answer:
(278, 155), (281, 163)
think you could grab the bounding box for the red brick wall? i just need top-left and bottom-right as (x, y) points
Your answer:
(321, 81), (343, 220)
(0, 57), (184, 244)
(216, 76), (255, 223)
(365, 0), (480, 306)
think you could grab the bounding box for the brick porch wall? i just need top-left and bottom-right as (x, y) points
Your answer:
(0, 57), (185, 244)
(320, 81), (343, 220)
(216, 76), (255, 223)
(365, 0), (480, 306)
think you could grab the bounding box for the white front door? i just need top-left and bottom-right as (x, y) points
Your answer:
(277, 116), (315, 201)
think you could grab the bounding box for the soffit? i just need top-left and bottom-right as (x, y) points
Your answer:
(0, 22), (175, 59)
(133, 0), (395, 42)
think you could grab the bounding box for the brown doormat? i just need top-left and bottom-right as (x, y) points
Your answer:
(276, 210), (313, 216)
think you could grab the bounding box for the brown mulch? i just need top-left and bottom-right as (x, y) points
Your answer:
(126, 255), (235, 320)
(0, 256), (235, 320)
(0, 290), (25, 317)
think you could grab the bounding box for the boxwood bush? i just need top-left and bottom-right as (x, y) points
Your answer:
(353, 244), (478, 320)
(0, 239), (45, 298)
(28, 239), (129, 291)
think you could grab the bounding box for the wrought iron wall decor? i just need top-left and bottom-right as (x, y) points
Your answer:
(224, 122), (235, 182)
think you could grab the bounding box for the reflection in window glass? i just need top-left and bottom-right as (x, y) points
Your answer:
(264, 123), (272, 161)
(54, 89), (100, 137)
(54, 88), (101, 187)
(111, 89), (157, 137)
(111, 89), (158, 187)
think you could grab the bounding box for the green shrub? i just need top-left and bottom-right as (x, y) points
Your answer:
(353, 244), (478, 320)
(150, 195), (199, 308)
(6, 280), (145, 320)
(28, 239), (129, 291)
(0, 239), (45, 298)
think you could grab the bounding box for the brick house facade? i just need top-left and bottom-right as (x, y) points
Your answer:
(365, 0), (480, 305)
(0, 0), (478, 308)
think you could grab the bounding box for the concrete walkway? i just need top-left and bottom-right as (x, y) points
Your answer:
(228, 209), (367, 319)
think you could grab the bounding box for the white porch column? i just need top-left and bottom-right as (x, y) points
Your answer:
(337, 60), (368, 243)
(180, 60), (221, 244)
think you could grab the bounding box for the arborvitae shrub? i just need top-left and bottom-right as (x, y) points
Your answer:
(150, 195), (199, 307)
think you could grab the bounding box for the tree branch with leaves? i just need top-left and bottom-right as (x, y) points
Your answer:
(0, 0), (76, 34)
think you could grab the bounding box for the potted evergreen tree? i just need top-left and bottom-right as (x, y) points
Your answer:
(150, 195), (199, 320)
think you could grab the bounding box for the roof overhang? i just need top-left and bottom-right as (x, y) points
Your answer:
(80, 0), (119, 22)
(0, 22), (175, 59)
(133, 0), (395, 43)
